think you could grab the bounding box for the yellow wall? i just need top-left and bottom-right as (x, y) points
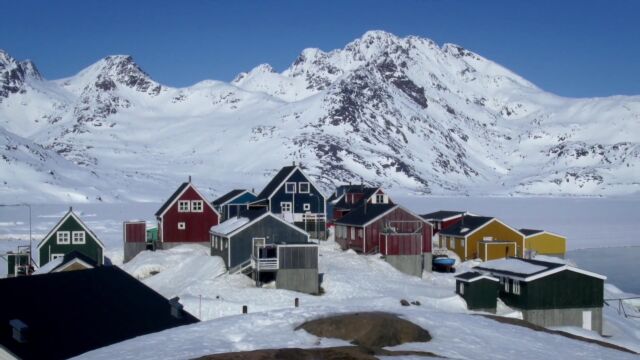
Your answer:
(466, 220), (524, 260)
(441, 235), (466, 260)
(525, 232), (566, 256)
(480, 242), (516, 261)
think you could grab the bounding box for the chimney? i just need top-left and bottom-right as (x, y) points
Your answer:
(292, 161), (296, 166)
(169, 297), (184, 319)
(188, 175), (192, 183)
(10, 319), (28, 343)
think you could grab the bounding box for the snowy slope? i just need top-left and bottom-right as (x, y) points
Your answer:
(1, 31), (639, 202)
(75, 241), (640, 359)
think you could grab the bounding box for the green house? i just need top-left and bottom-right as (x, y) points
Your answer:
(36, 209), (105, 267)
(455, 271), (499, 311)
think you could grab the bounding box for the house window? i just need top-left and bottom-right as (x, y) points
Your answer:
(303, 203), (311, 211)
(178, 222), (186, 230)
(299, 182), (310, 193)
(191, 200), (203, 212)
(178, 200), (190, 212)
(504, 279), (510, 293)
(358, 229), (363, 239)
(56, 231), (70, 244)
(285, 182), (296, 193)
(351, 227), (355, 239)
(458, 283), (464, 295)
(449, 238), (455, 249)
(376, 194), (385, 203)
(72, 231), (86, 244)
(281, 202), (292, 212)
(51, 253), (64, 261)
(513, 280), (521, 295)
(461, 239), (465, 248)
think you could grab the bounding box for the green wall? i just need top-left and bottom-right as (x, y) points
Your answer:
(38, 215), (103, 267)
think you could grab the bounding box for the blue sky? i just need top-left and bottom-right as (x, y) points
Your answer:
(1, 0), (638, 97)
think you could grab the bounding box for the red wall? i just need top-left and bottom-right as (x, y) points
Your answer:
(124, 222), (146, 243)
(159, 186), (219, 243)
(363, 207), (432, 254)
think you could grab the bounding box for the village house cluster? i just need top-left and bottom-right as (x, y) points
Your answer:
(0, 163), (606, 359)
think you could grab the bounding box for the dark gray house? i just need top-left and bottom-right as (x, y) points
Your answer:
(473, 257), (606, 333)
(210, 209), (319, 294)
(249, 164), (326, 239)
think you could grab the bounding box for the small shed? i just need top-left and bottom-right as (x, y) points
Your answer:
(455, 271), (499, 311)
(123, 221), (148, 263)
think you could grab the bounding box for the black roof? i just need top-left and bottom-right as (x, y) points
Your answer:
(333, 186), (380, 210)
(0, 267), (198, 360)
(155, 182), (189, 217)
(52, 250), (98, 271)
(439, 215), (494, 237)
(520, 228), (544, 236)
(255, 166), (296, 200)
(212, 189), (247, 206)
(455, 271), (489, 281)
(420, 210), (465, 221)
(334, 203), (397, 226)
(474, 257), (565, 279)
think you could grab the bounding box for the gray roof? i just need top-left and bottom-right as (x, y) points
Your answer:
(420, 210), (465, 221)
(439, 215), (494, 237)
(334, 203), (397, 226)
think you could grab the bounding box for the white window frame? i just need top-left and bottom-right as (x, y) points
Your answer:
(351, 227), (355, 239)
(51, 253), (64, 261)
(56, 231), (70, 245)
(504, 279), (510, 292)
(285, 182), (296, 194)
(178, 200), (190, 212)
(191, 200), (203, 212)
(280, 202), (292, 213)
(303, 203), (311, 211)
(449, 238), (455, 249)
(178, 222), (186, 230)
(298, 182), (310, 193)
(376, 194), (385, 203)
(72, 231), (86, 244)
(459, 282), (464, 295)
(513, 280), (521, 295)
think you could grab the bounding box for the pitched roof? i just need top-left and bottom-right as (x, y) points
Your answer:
(438, 215), (494, 237)
(212, 189), (251, 206)
(155, 182), (189, 217)
(33, 251), (98, 274)
(210, 208), (268, 236)
(455, 271), (499, 283)
(255, 166), (297, 200)
(420, 210), (466, 221)
(334, 203), (397, 226)
(36, 209), (105, 251)
(0, 266), (198, 360)
(333, 186), (380, 210)
(471, 257), (605, 282)
(519, 228), (544, 236)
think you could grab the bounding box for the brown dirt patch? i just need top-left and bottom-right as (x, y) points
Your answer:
(194, 346), (440, 359)
(479, 314), (638, 355)
(295, 312), (432, 348)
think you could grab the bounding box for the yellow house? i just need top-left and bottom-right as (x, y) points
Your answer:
(439, 215), (525, 261)
(520, 229), (566, 257)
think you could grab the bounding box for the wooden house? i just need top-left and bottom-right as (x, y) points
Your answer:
(0, 266), (198, 360)
(155, 178), (220, 249)
(438, 215), (525, 261)
(36, 208), (105, 267)
(210, 209), (319, 294)
(334, 204), (432, 277)
(420, 210), (466, 236)
(212, 189), (257, 221)
(33, 251), (97, 274)
(474, 257), (606, 333)
(520, 229), (566, 258)
(455, 271), (499, 311)
(328, 184), (392, 223)
(249, 164), (326, 239)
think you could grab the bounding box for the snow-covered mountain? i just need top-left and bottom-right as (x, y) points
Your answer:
(1, 31), (639, 202)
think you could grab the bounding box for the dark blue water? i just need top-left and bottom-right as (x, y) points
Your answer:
(566, 246), (640, 295)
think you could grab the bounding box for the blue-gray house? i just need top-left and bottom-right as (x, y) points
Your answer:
(212, 189), (257, 221)
(249, 164), (327, 239)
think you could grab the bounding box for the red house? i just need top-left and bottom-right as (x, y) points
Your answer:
(420, 210), (466, 236)
(334, 204), (432, 277)
(328, 185), (392, 223)
(155, 179), (219, 249)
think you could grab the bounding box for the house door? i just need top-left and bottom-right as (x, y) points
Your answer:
(280, 202), (293, 222)
(252, 237), (266, 258)
(582, 311), (592, 331)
